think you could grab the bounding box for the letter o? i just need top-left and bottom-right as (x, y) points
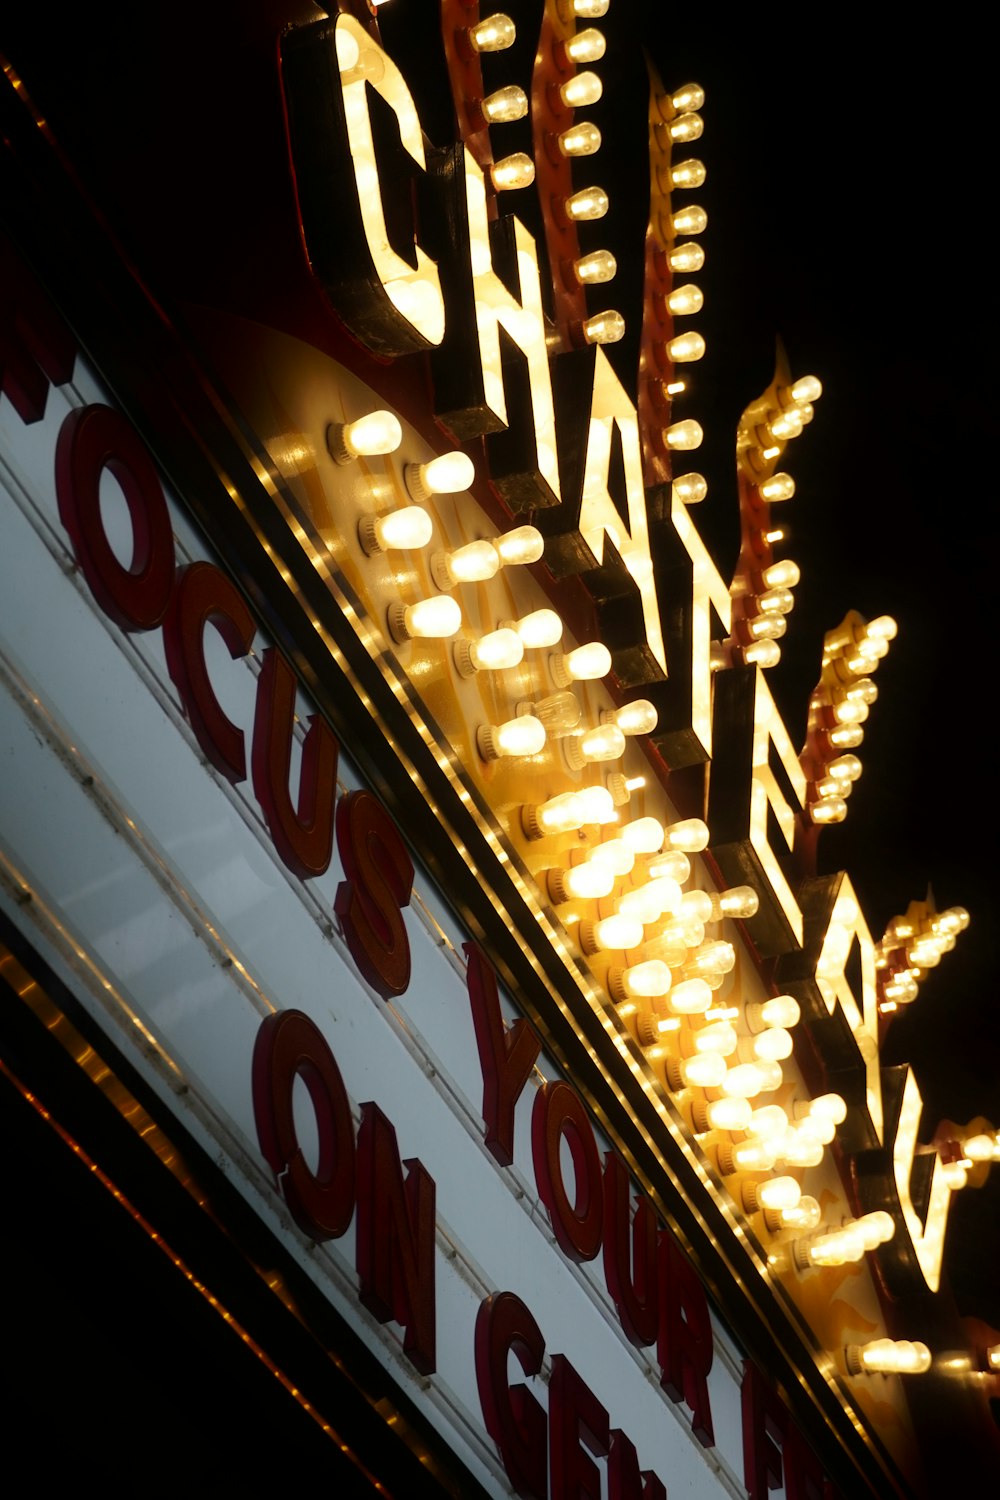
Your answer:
(252, 1009), (356, 1241)
(56, 403), (175, 630)
(531, 1080), (603, 1262)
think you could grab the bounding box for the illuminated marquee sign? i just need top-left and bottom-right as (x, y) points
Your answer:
(2, 2), (997, 1495)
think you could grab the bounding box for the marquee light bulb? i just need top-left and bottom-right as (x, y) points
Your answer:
(601, 699), (657, 737)
(794, 1092), (847, 1124)
(759, 472), (795, 502)
(477, 713), (546, 762)
(665, 818), (709, 853)
(678, 889), (712, 925)
(790, 374), (822, 404)
(669, 1051), (728, 1091)
(667, 332), (706, 363)
(587, 836), (634, 875)
(580, 914), (645, 953)
(683, 940), (736, 981)
(776, 1135), (824, 1169)
(480, 84), (529, 123)
(689, 1021), (737, 1057)
(610, 959), (672, 1000)
(753, 1176), (802, 1213)
(779, 1196), (821, 1231)
(746, 994), (800, 1032)
(866, 614), (898, 641)
(549, 860), (616, 903)
(573, 249), (617, 284)
(757, 587), (794, 616)
(767, 409), (803, 442)
(565, 27), (606, 62)
(669, 111), (703, 142)
(761, 559), (800, 589)
(827, 753), (862, 782)
(748, 1105), (789, 1141)
(671, 205), (707, 235)
(856, 1211), (895, 1251)
(388, 595), (462, 643)
(329, 409), (402, 463)
(406, 450), (475, 501)
(721, 1137), (776, 1174)
(491, 153), (535, 191)
(520, 692), (581, 734)
(671, 81), (705, 111)
(503, 609), (562, 650)
(566, 724), (626, 769)
(810, 795), (847, 825)
(707, 885), (759, 922)
(559, 121), (602, 156)
(493, 526), (543, 569)
(619, 817), (664, 854)
(747, 614), (787, 642)
(664, 418), (703, 450)
(647, 850), (691, 883)
(721, 1060), (783, 1099)
(618, 876), (680, 923)
(566, 185), (610, 220)
(667, 283), (704, 317)
(523, 792), (586, 839)
(672, 472), (707, 504)
(583, 310), (626, 345)
(666, 979), (712, 1015)
(469, 13), (516, 50)
(358, 505), (433, 556)
(454, 628), (524, 676)
(743, 639), (781, 669)
(669, 242), (705, 273)
(826, 723), (864, 749)
(963, 1133), (997, 1162)
(575, 784), (617, 823)
(882, 974), (919, 1005)
(847, 1340), (931, 1376)
(560, 71), (603, 108)
(698, 1096), (752, 1132)
(431, 539), (500, 588)
(670, 158), (706, 189)
(550, 640), (612, 686)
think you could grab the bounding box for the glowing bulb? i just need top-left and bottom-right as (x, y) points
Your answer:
(689, 1021), (737, 1057)
(559, 121), (602, 157)
(779, 1196), (821, 1231)
(743, 639), (781, 668)
(767, 409), (803, 442)
(431, 539), (499, 588)
(748, 994), (800, 1031)
(454, 628), (524, 675)
(549, 861), (616, 902)
(388, 595), (462, 643)
(469, 13), (516, 50)
(856, 1211), (895, 1251)
(566, 185), (609, 220)
(550, 640), (612, 686)
(678, 889), (712, 925)
(671, 82), (704, 111)
(560, 71), (603, 108)
(603, 699), (657, 737)
(669, 242), (705, 273)
(565, 27), (605, 62)
(481, 85), (528, 123)
(826, 723), (864, 749)
(721, 1061), (782, 1099)
(491, 153), (535, 191)
(506, 610), (562, 648)
(666, 284), (704, 317)
(524, 792), (586, 839)
(406, 451), (475, 500)
(849, 1340), (931, 1376)
(672, 472), (707, 504)
(666, 979), (712, 1015)
(573, 249), (617, 284)
(756, 1176), (802, 1213)
(790, 375), (822, 404)
(671, 205), (707, 236)
(795, 1093), (847, 1124)
(683, 940), (735, 981)
(587, 837), (633, 875)
(747, 614), (787, 642)
(566, 723), (626, 768)
(671, 1052), (728, 1090)
(739, 1028), (793, 1063)
(575, 785), (616, 823)
(699, 1097), (752, 1132)
(664, 419), (703, 450)
(521, 693), (581, 734)
(665, 818), (709, 852)
(618, 877), (679, 922)
(723, 1137), (776, 1173)
(757, 587), (794, 616)
(748, 1106), (789, 1140)
(667, 332), (706, 363)
(580, 914), (645, 953)
(670, 159), (706, 189)
(358, 505), (433, 555)
(707, 885), (759, 922)
(810, 796), (847, 825)
(583, 310), (626, 345)
(329, 410), (402, 463)
(759, 472), (795, 503)
(611, 960), (672, 1000)
(478, 714), (546, 761)
(669, 111), (703, 142)
(647, 850), (691, 883)
(761, 559), (800, 589)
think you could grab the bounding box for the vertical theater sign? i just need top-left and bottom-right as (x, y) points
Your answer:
(1, 3), (997, 1495)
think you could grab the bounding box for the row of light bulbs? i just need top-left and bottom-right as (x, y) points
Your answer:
(804, 610), (897, 824)
(875, 899), (970, 1013)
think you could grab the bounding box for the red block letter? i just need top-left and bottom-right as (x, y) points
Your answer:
(658, 1232), (715, 1447)
(603, 1152), (659, 1347)
(164, 560), (256, 783)
(335, 789), (413, 998)
(549, 1353), (609, 1500)
(466, 942), (540, 1165)
(475, 1291), (548, 1500)
(532, 1081), (604, 1263)
(252, 646), (338, 880)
